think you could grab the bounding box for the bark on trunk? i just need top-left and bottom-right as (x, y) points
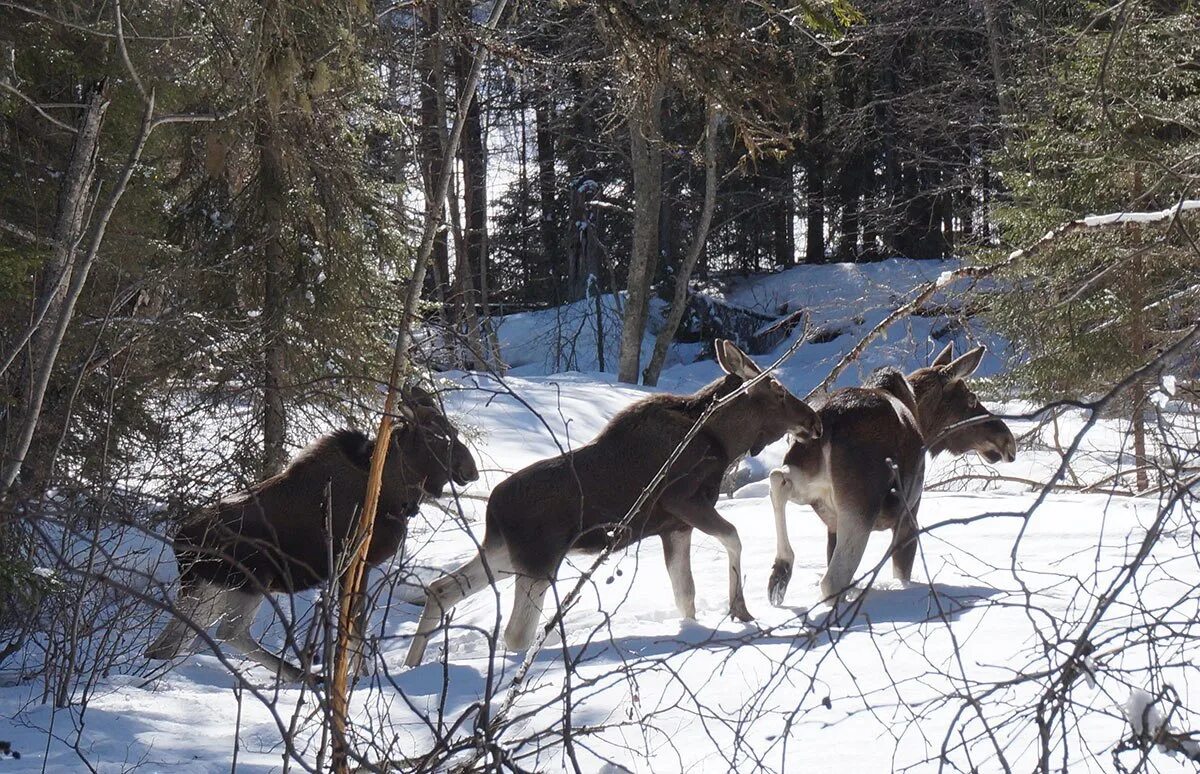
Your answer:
(258, 116), (288, 478)
(447, 171), (488, 368)
(836, 155), (860, 262)
(535, 99), (556, 304)
(418, 0), (450, 321)
(617, 80), (665, 383)
(980, 0), (1012, 117)
(643, 105), (720, 387)
(803, 93), (825, 264)
(2, 88), (154, 500)
(1130, 166), (1148, 491)
(775, 154), (795, 268)
(5, 81), (109, 492)
(29, 83), (108, 370)
(459, 42), (488, 297)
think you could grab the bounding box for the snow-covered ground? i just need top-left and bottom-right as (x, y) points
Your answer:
(2, 259), (1197, 772)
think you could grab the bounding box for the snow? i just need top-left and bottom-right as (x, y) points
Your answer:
(1080, 199), (1200, 227)
(1125, 689), (1200, 760)
(3, 258), (1198, 772)
(1127, 689), (1164, 737)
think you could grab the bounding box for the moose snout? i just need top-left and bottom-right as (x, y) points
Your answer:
(452, 449), (480, 485)
(998, 432), (1017, 463)
(980, 430), (1017, 464)
(452, 464), (479, 486)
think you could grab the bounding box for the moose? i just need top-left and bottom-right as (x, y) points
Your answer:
(146, 388), (478, 681)
(767, 343), (1016, 607)
(404, 340), (822, 667)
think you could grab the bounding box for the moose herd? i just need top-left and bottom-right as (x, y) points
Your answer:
(146, 339), (1015, 680)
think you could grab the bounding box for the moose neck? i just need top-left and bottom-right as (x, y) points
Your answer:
(700, 376), (768, 459)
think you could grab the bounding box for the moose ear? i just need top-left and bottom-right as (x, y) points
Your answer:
(931, 342), (955, 368)
(714, 339), (761, 381)
(945, 345), (986, 381)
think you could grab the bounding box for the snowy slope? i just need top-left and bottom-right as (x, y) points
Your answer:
(2, 258), (1196, 773)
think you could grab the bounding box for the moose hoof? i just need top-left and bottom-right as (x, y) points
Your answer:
(767, 560), (793, 607)
(730, 604), (755, 624)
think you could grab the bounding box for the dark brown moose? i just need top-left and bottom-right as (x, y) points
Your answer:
(146, 390), (478, 681)
(404, 340), (821, 667)
(767, 343), (1016, 606)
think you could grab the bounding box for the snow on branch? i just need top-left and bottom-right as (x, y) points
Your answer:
(1121, 688), (1200, 765)
(1082, 199), (1200, 228)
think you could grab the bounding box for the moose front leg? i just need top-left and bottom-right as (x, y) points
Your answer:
(669, 501), (752, 623)
(767, 466), (797, 607)
(661, 528), (697, 619)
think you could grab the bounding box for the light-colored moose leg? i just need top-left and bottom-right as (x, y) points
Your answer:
(767, 466), (797, 607)
(213, 588), (308, 683)
(661, 529), (696, 619)
(504, 575), (551, 651)
(889, 499), (921, 585)
(145, 581), (230, 661)
(820, 508), (873, 602)
(672, 502), (752, 622)
(404, 545), (513, 667)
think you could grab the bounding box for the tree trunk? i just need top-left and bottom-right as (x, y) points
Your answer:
(2, 88), (154, 500)
(643, 105), (720, 387)
(1130, 166), (1149, 491)
(5, 81), (108, 492)
(775, 154), (795, 268)
(29, 83), (108, 371)
(617, 79), (665, 383)
(980, 0), (1012, 117)
(803, 93), (825, 264)
(835, 155), (860, 263)
(418, 0), (450, 323)
(457, 21), (488, 302)
(448, 198), (487, 368)
(258, 116), (288, 478)
(561, 180), (600, 300)
(535, 98), (558, 298)
(562, 70), (598, 302)
(452, 12), (490, 368)
(1130, 258), (1148, 491)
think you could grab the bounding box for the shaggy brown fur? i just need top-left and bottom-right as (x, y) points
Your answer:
(147, 392), (478, 680)
(768, 343), (1017, 606)
(405, 340), (822, 667)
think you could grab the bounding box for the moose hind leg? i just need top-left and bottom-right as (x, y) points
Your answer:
(404, 547), (512, 668)
(504, 575), (551, 652)
(820, 510), (873, 603)
(214, 589), (306, 682)
(146, 581), (229, 661)
(890, 517), (919, 585)
(661, 529), (696, 619)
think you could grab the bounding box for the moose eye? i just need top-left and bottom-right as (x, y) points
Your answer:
(967, 394), (978, 409)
